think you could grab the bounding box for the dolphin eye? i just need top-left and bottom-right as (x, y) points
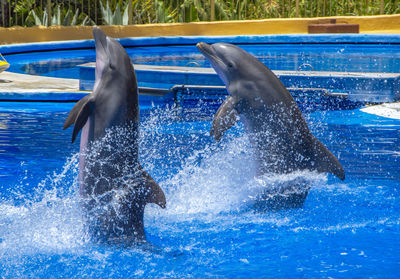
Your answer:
(227, 62), (233, 68)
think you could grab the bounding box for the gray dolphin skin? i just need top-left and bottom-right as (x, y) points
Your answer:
(197, 42), (345, 209)
(63, 27), (166, 243)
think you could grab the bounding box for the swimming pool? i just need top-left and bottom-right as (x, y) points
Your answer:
(4, 34), (400, 81)
(0, 35), (399, 278)
(6, 41), (400, 79)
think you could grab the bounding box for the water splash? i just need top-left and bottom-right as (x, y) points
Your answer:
(0, 154), (87, 257)
(1, 105), (330, 257)
(140, 106), (328, 219)
(161, 134), (257, 216)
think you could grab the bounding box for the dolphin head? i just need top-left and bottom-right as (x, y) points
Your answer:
(197, 42), (294, 107)
(91, 27), (139, 136)
(197, 42), (266, 94)
(197, 42), (241, 87)
(93, 27), (136, 90)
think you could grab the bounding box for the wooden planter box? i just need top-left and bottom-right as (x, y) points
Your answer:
(308, 19), (359, 33)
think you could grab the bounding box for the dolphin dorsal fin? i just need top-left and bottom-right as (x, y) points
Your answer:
(66, 95), (94, 143)
(311, 137), (345, 180)
(211, 96), (240, 141)
(142, 171), (166, 208)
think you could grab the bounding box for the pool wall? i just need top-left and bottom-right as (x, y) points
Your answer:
(1, 14), (400, 45)
(1, 33), (400, 104)
(3, 33), (400, 54)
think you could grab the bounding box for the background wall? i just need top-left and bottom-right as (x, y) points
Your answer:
(1, 14), (400, 45)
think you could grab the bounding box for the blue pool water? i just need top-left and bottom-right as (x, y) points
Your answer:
(1, 34), (400, 277)
(5, 43), (400, 79)
(0, 100), (399, 278)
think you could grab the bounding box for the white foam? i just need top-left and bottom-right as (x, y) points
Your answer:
(147, 138), (326, 222)
(360, 102), (400, 119)
(159, 135), (257, 216)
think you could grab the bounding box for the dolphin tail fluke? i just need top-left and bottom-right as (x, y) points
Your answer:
(312, 138), (345, 181)
(142, 171), (166, 209)
(63, 95), (94, 143)
(211, 96), (240, 141)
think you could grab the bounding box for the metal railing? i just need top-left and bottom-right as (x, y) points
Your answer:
(0, 0), (397, 28)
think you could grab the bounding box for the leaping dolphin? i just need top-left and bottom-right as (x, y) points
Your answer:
(63, 28), (166, 243)
(197, 42), (345, 209)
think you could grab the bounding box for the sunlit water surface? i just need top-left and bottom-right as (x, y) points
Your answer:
(0, 102), (399, 278)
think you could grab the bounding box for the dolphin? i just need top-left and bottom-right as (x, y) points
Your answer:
(197, 42), (345, 209)
(63, 28), (166, 243)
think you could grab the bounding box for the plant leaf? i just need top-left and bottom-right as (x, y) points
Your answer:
(113, 3), (122, 25)
(63, 9), (71, 26)
(123, 2), (130, 25)
(30, 10), (42, 26)
(71, 8), (80, 26)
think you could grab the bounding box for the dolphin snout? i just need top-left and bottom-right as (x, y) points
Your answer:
(93, 27), (107, 43)
(196, 42), (211, 52)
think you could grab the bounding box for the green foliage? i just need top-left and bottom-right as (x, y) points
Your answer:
(26, 5), (94, 27)
(5, 0), (400, 27)
(100, 0), (130, 25)
(14, 0), (36, 15)
(154, 0), (173, 23)
(127, 0), (397, 23)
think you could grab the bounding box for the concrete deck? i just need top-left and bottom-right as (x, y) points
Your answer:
(2, 67), (400, 118)
(361, 102), (400, 119)
(0, 71), (81, 93)
(79, 63), (400, 103)
(0, 72), (87, 101)
(0, 71), (175, 103)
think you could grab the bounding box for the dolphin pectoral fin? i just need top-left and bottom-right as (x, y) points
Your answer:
(211, 96), (240, 141)
(312, 137), (345, 181)
(71, 97), (94, 143)
(142, 171), (166, 209)
(63, 94), (92, 130)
